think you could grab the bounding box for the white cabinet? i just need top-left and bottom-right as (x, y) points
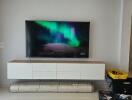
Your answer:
(57, 72), (80, 79)
(7, 63), (32, 79)
(57, 63), (80, 71)
(33, 72), (56, 79)
(32, 63), (57, 79)
(7, 60), (105, 80)
(32, 63), (56, 72)
(57, 63), (80, 79)
(80, 64), (105, 80)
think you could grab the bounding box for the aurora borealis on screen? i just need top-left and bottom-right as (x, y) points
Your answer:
(35, 21), (80, 47)
(26, 20), (90, 58)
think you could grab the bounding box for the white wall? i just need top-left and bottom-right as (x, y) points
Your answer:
(120, 0), (132, 72)
(0, 0), (122, 86)
(130, 18), (132, 71)
(0, 45), (1, 84)
(0, 3), (3, 86)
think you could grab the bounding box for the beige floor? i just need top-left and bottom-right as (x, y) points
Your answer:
(0, 88), (99, 100)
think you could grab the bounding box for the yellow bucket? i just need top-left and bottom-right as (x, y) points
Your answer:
(107, 69), (128, 79)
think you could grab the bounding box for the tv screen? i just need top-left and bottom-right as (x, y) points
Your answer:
(26, 20), (90, 58)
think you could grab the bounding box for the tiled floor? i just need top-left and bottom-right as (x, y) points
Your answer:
(0, 88), (99, 100)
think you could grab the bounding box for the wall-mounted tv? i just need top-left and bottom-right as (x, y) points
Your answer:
(26, 20), (90, 58)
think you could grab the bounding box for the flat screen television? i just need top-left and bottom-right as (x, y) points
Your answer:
(26, 20), (90, 58)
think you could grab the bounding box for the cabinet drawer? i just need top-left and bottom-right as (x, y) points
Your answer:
(57, 72), (80, 79)
(33, 63), (56, 72)
(81, 73), (104, 80)
(33, 72), (56, 79)
(80, 64), (105, 73)
(7, 63), (32, 79)
(57, 63), (80, 71)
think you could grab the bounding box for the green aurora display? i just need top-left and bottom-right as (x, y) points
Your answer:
(35, 21), (80, 47)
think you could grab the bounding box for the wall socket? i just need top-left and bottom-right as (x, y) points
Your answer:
(0, 42), (4, 48)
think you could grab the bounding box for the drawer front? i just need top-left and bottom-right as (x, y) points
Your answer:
(33, 71), (56, 79)
(80, 73), (105, 80)
(57, 63), (80, 71)
(80, 64), (105, 73)
(7, 63), (32, 79)
(57, 72), (80, 79)
(33, 63), (56, 72)
(80, 64), (105, 80)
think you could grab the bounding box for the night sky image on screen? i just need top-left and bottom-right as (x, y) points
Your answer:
(26, 20), (90, 58)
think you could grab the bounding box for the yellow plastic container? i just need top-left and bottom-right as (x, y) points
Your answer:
(107, 69), (128, 79)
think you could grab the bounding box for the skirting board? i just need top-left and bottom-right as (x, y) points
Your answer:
(9, 81), (94, 93)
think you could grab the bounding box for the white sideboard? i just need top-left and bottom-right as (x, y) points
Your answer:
(7, 60), (105, 80)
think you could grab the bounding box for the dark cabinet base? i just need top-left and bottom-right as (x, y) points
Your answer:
(112, 78), (132, 95)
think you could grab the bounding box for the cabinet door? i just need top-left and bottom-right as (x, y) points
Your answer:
(32, 63), (56, 79)
(80, 64), (105, 80)
(57, 72), (80, 79)
(57, 63), (80, 79)
(33, 72), (56, 79)
(57, 63), (80, 71)
(7, 63), (32, 79)
(33, 63), (56, 72)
